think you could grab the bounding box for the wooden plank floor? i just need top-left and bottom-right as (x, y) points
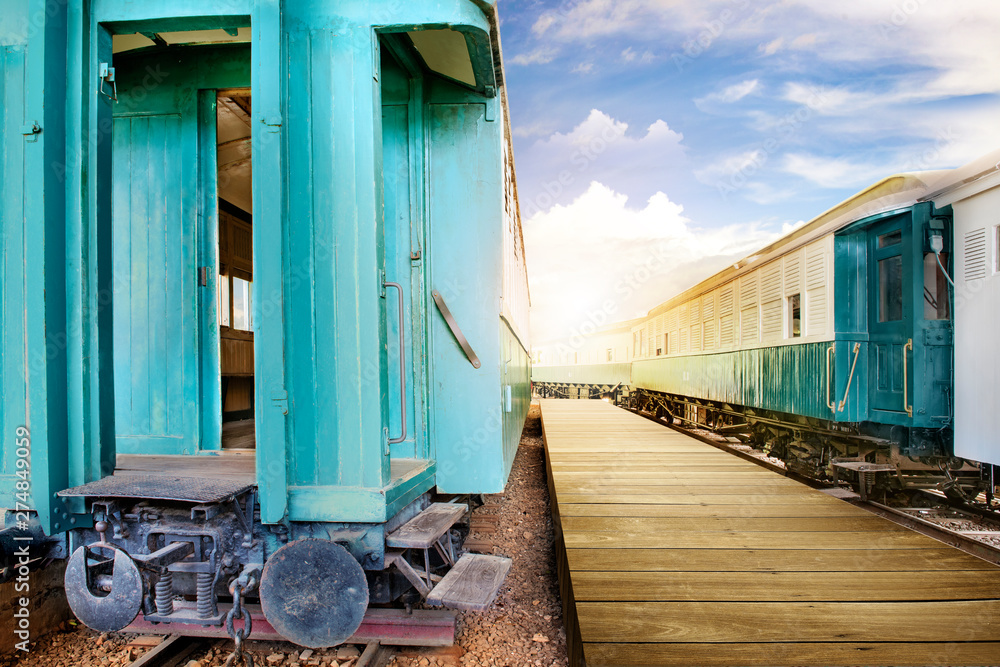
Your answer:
(539, 399), (1000, 667)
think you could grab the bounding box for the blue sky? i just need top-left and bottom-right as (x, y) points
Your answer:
(496, 0), (1000, 344)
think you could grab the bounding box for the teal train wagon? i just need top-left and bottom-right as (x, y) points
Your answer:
(534, 151), (1000, 504)
(0, 0), (530, 648)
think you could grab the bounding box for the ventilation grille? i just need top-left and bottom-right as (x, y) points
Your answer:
(964, 228), (988, 281)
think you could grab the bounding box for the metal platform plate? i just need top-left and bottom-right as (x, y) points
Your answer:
(57, 475), (254, 503)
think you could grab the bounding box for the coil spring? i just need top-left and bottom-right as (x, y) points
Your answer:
(154, 571), (174, 616)
(197, 571), (217, 619)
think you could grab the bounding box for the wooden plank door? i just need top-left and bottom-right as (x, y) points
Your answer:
(868, 215), (914, 418)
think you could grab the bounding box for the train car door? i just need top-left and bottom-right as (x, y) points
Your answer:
(111, 44), (250, 454)
(380, 42), (426, 461)
(867, 215), (914, 420)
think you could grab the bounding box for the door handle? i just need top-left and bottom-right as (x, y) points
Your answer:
(903, 338), (913, 418)
(825, 345), (835, 412)
(385, 281), (407, 445)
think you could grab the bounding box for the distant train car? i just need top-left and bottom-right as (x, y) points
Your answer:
(535, 151), (1000, 502)
(0, 0), (529, 649)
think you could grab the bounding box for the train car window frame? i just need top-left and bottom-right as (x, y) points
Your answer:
(787, 293), (802, 338)
(922, 251), (951, 320)
(606, 348), (612, 362)
(878, 255), (904, 322)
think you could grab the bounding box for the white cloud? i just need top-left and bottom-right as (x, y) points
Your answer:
(697, 79), (760, 106)
(694, 150), (767, 185)
(509, 46), (558, 66)
(525, 182), (777, 343)
(572, 62), (595, 74)
(518, 110), (687, 216)
(782, 153), (888, 188)
(759, 37), (783, 55)
(621, 47), (636, 62)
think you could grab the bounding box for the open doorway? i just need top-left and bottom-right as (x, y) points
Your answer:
(216, 90), (255, 449)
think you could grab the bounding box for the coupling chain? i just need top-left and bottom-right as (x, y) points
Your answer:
(223, 578), (255, 667)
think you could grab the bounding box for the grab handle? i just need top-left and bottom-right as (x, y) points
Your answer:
(431, 290), (481, 369)
(838, 342), (861, 412)
(385, 281), (407, 444)
(903, 338), (913, 418)
(825, 345), (835, 412)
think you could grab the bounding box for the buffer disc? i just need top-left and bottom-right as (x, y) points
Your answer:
(259, 539), (369, 648)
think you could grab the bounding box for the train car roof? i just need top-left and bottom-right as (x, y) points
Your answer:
(645, 168), (949, 319)
(921, 147), (1000, 206)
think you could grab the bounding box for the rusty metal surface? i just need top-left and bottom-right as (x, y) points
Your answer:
(58, 475), (253, 503)
(125, 606), (456, 647)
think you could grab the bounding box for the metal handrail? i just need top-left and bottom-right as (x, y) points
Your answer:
(903, 338), (913, 418)
(838, 342), (861, 412)
(825, 345), (835, 411)
(385, 282), (407, 445)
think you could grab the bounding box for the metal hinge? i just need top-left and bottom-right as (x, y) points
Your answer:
(378, 269), (386, 298)
(20, 121), (40, 143)
(271, 389), (288, 415)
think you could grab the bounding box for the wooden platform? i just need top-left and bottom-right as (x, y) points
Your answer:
(539, 399), (1000, 667)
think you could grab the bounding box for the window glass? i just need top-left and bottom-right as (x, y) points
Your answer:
(878, 256), (903, 322)
(606, 348), (612, 362)
(788, 294), (801, 337)
(233, 277), (252, 331)
(878, 230), (902, 248)
(923, 252), (950, 320)
(218, 274), (230, 327)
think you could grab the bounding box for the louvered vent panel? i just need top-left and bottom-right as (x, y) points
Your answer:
(679, 305), (689, 351)
(761, 301), (782, 340)
(741, 306), (759, 345)
(760, 264), (782, 302)
(784, 251), (801, 295)
(689, 300), (700, 347)
(702, 294), (716, 350)
(719, 285), (734, 347)
(965, 228), (988, 281)
(806, 245), (826, 289)
(740, 272), (758, 310)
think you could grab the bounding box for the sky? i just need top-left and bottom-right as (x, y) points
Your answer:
(496, 0), (1000, 346)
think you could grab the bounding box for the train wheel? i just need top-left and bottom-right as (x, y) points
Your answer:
(259, 539), (369, 648)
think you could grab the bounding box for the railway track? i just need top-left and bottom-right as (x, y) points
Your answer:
(129, 635), (395, 667)
(631, 406), (1000, 566)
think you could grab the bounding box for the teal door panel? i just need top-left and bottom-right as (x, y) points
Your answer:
(112, 114), (200, 453)
(382, 103), (419, 459)
(868, 216), (913, 417)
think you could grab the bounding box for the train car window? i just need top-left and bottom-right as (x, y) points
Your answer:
(878, 256), (903, 322)
(218, 274), (231, 327)
(606, 348), (612, 362)
(632, 331), (640, 359)
(232, 277), (253, 331)
(879, 231), (902, 248)
(663, 332), (670, 354)
(923, 252), (951, 320)
(787, 294), (801, 337)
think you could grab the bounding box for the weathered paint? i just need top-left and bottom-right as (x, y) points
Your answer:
(632, 343), (835, 421)
(1, 0), (527, 534)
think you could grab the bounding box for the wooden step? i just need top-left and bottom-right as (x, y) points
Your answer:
(426, 553), (511, 612)
(385, 502), (466, 550)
